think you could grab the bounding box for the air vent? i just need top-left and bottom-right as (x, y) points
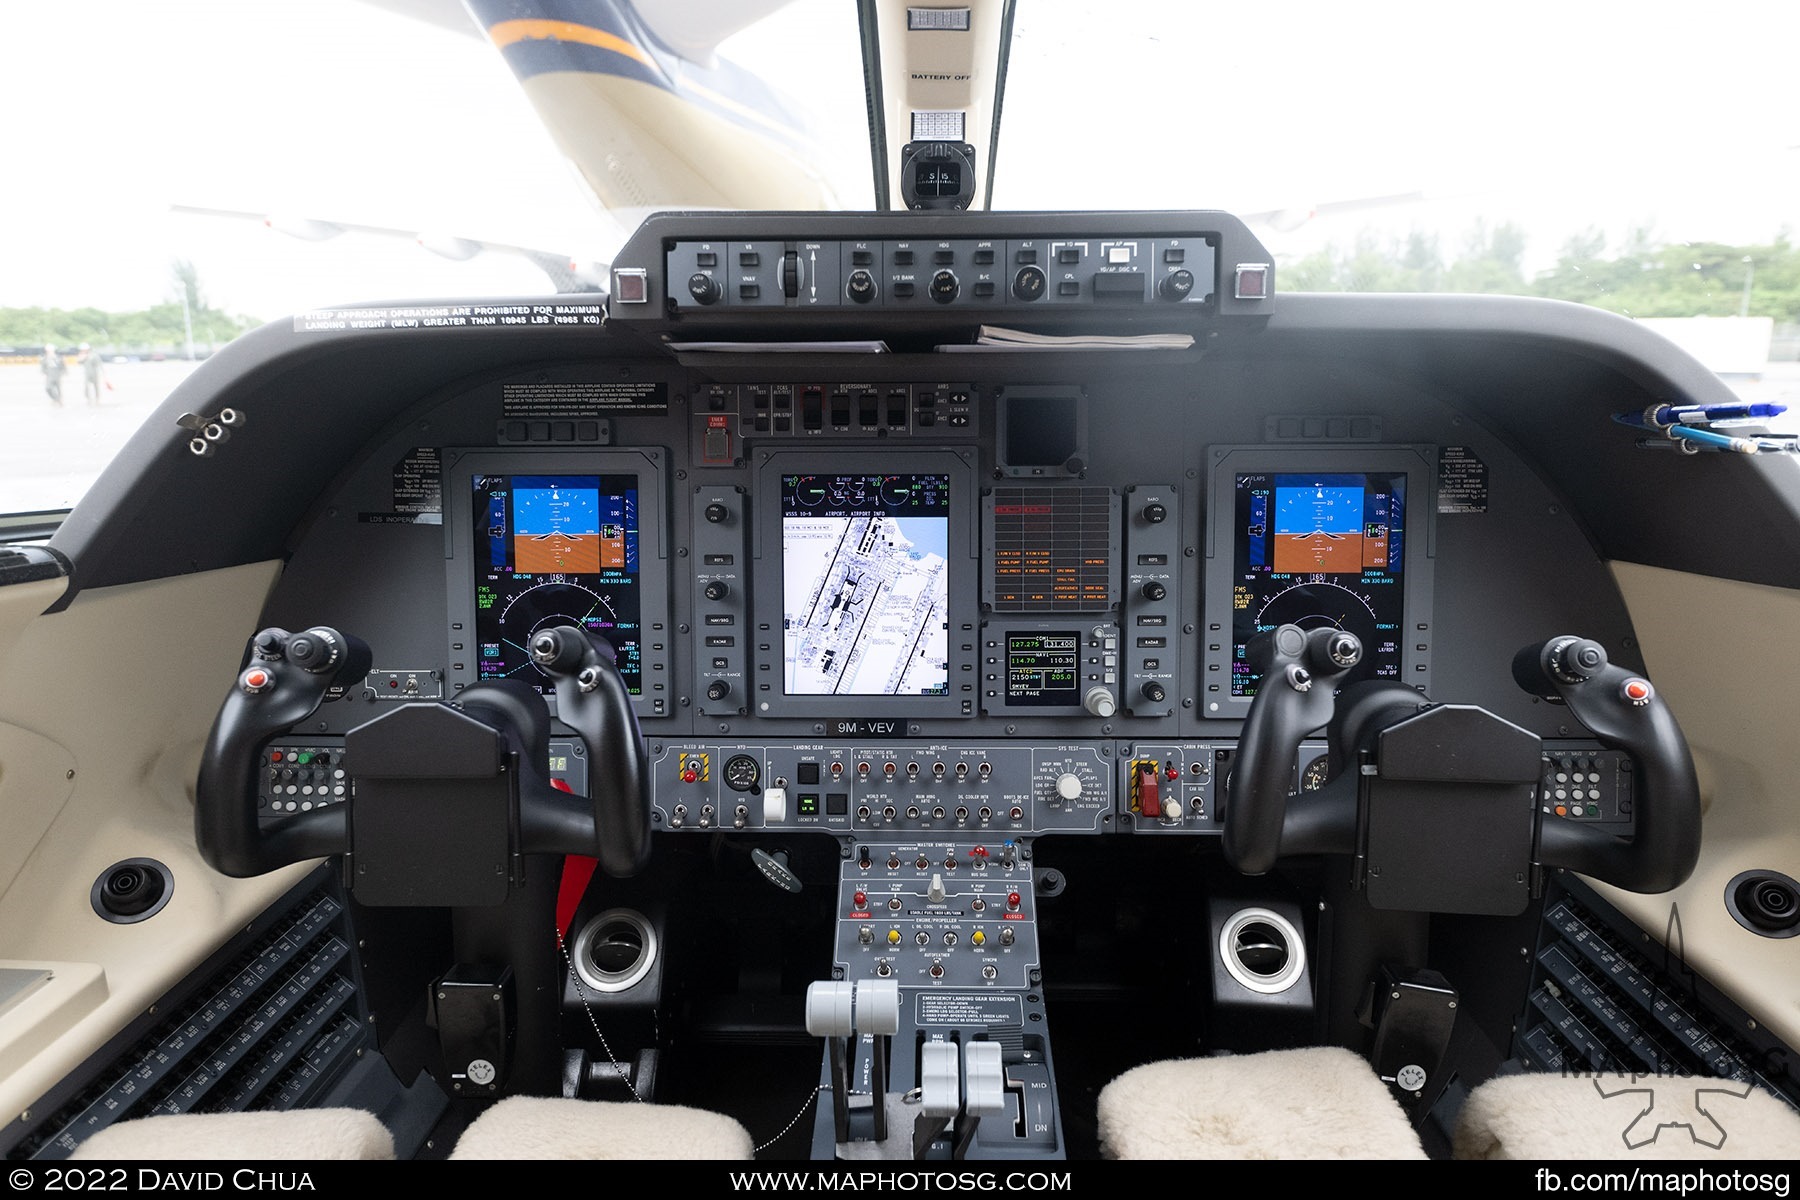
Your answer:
(4, 874), (369, 1160)
(1726, 870), (1800, 938)
(1218, 907), (1305, 995)
(572, 908), (658, 994)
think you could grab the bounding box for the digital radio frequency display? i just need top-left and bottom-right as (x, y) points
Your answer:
(473, 474), (643, 695)
(1006, 632), (1079, 706)
(1231, 472), (1406, 697)
(782, 473), (950, 696)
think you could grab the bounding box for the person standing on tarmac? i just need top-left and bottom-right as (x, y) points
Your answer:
(79, 343), (107, 405)
(40, 344), (65, 405)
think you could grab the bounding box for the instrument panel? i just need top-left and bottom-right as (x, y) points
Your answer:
(255, 216), (1645, 852)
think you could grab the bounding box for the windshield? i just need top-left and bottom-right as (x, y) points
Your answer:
(3, 0), (1795, 517)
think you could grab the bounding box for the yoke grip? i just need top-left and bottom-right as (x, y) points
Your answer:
(196, 627), (368, 877)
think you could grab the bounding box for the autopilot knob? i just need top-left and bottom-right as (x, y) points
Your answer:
(1012, 265), (1046, 301)
(929, 269), (960, 304)
(703, 580), (730, 601)
(687, 273), (722, 305)
(1160, 269), (1195, 301)
(1083, 686), (1117, 718)
(847, 269), (877, 304)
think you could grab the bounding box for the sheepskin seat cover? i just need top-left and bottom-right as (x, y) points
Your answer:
(1456, 1072), (1800, 1160)
(1097, 1046), (1426, 1160)
(449, 1096), (754, 1159)
(69, 1109), (395, 1160)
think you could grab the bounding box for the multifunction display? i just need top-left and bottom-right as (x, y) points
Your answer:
(473, 474), (644, 695)
(1231, 472), (1406, 697)
(781, 473), (951, 696)
(1005, 632), (1080, 706)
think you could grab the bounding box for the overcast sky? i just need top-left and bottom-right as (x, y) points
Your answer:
(3, 0), (1797, 319)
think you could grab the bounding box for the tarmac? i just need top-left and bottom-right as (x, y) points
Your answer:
(0, 359), (201, 514)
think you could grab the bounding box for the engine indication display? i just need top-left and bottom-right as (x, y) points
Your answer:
(781, 473), (950, 696)
(473, 474), (643, 695)
(1231, 472), (1406, 697)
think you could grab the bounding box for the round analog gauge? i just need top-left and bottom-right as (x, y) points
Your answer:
(1300, 754), (1332, 791)
(723, 754), (761, 793)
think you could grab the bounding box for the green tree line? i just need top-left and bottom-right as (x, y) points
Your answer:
(0, 261), (261, 352)
(0, 303), (261, 352)
(1280, 224), (1800, 323)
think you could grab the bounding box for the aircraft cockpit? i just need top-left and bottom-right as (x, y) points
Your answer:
(1, 0), (1798, 1170)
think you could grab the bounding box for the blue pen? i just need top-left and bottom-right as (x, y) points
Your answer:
(1622, 402), (1789, 427)
(1666, 425), (1763, 453)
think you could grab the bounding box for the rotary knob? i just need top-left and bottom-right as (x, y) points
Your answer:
(687, 273), (722, 305)
(1160, 269), (1195, 300)
(1083, 687), (1117, 718)
(1054, 772), (1083, 802)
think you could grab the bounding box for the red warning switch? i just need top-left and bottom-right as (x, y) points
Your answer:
(1137, 763), (1162, 819)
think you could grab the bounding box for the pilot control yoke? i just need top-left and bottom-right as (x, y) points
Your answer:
(195, 622), (651, 900)
(1222, 626), (1701, 911)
